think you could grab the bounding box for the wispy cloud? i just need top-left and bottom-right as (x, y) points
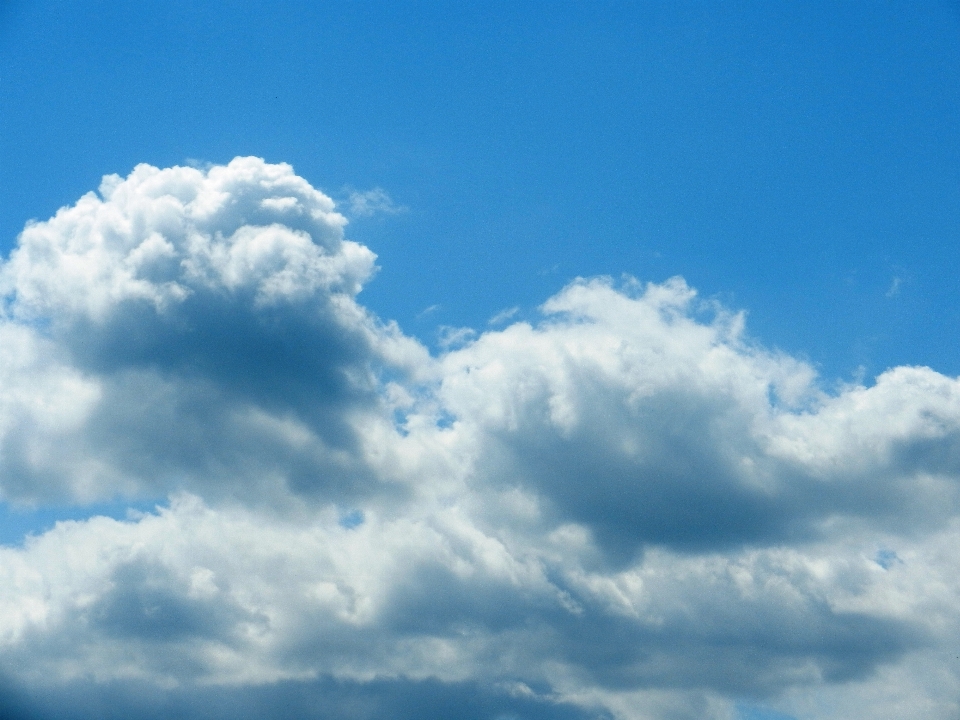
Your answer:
(887, 276), (902, 297)
(415, 303), (441, 320)
(437, 324), (476, 348)
(345, 187), (407, 218)
(488, 306), (519, 326)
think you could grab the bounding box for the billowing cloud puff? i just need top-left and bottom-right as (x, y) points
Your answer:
(437, 279), (960, 560)
(0, 158), (425, 506)
(0, 159), (959, 720)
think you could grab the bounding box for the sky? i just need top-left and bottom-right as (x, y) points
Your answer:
(0, 2), (959, 719)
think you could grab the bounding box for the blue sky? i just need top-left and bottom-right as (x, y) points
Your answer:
(4, 1), (959, 380)
(1, 3), (960, 720)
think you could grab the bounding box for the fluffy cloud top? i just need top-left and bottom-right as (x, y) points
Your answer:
(0, 159), (958, 720)
(0, 158), (424, 506)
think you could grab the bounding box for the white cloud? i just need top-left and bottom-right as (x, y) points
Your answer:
(0, 158), (959, 719)
(345, 187), (406, 218)
(436, 325), (477, 350)
(488, 306), (519, 326)
(0, 157), (427, 507)
(886, 276), (902, 298)
(415, 303), (441, 320)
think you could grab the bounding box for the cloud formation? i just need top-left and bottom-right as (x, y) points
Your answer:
(345, 188), (406, 218)
(1, 158), (959, 720)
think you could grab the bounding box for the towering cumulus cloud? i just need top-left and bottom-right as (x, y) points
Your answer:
(0, 158), (958, 720)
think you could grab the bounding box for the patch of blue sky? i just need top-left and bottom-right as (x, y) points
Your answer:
(0, 498), (167, 547)
(337, 509), (365, 530)
(2, 2), (959, 383)
(875, 548), (902, 570)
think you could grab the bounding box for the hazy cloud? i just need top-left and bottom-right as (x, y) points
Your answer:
(345, 188), (406, 218)
(488, 306), (519, 326)
(886, 276), (902, 298)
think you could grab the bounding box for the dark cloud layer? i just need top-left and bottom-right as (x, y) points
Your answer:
(0, 676), (608, 720)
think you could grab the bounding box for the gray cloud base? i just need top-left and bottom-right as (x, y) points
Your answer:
(0, 159), (958, 720)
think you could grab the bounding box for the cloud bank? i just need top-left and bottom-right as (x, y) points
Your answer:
(0, 158), (958, 720)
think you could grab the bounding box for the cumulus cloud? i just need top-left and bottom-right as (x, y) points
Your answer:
(0, 158), (959, 720)
(0, 157), (426, 506)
